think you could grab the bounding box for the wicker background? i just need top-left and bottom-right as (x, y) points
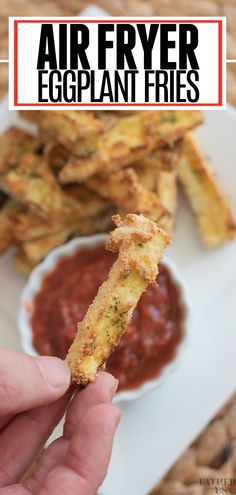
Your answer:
(0, 0), (235, 104)
(150, 393), (236, 494)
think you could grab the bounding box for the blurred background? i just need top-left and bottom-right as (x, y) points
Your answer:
(0, 0), (235, 104)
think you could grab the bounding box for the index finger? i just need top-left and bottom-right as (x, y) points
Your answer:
(0, 350), (71, 415)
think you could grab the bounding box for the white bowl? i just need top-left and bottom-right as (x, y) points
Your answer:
(18, 235), (190, 403)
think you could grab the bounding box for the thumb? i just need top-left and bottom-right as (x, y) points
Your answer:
(0, 350), (71, 415)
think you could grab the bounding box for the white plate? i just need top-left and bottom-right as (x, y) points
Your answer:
(0, 100), (236, 495)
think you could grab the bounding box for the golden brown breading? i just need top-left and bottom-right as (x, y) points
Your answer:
(61, 184), (112, 220)
(18, 230), (72, 267)
(39, 111), (104, 146)
(87, 168), (171, 230)
(43, 141), (68, 173)
(19, 111), (43, 125)
(59, 111), (203, 184)
(0, 201), (23, 254)
(0, 152), (65, 218)
(134, 142), (182, 233)
(12, 199), (113, 243)
(14, 250), (34, 277)
(134, 142), (182, 191)
(12, 209), (61, 242)
(66, 213), (170, 385)
(74, 208), (115, 237)
(156, 169), (178, 234)
(0, 127), (41, 175)
(178, 133), (236, 248)
(1, 154), (110, 223)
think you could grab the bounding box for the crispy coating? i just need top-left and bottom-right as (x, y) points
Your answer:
(155, 169), (178, 234)
(134, 143), (181, 233)
(0, 152), (65, 218)
(14, 250), (34, 277)
(87, 168), (171, 230)
(12, 209), (64, 242)
(61, 184), (111, 221)
(0, 127), (41, 175)
(12, 202), (114, 243)
(66, 214), (170, 385)
(19, 111), (42, 125)
(43, 141), (69, 173)
(39, 111), (104, 146)
(134, 141), (182, 191)
(0, 201), (23, 253)
(14, 208), (114, 275)
(59, 111), (203, 183)
(178, 133), (236, 248)
(133, 162), (158, 192)
(0, 154), (110, 223)
(74, 208), (115, 237)
(18, 229), (72, 266)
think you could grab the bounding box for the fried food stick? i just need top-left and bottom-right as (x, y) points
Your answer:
(0, 201), (23, 254)
(178, 133), (236, 248)
(66, 214), (170, 385)
(14, 208), (115, 276)
(0, 127), (41, 175)
(59, 111), (203, 183)
(134, 143), (182, 191)
(87, 168), (171, 231)
(12, 203), (114, 243)
(0, 152), (65, 218)
(134, 143), (182, 233)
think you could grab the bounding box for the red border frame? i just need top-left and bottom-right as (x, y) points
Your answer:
(13, 19), (223, 107)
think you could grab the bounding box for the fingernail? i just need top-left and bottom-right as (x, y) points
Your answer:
(36, 356), (71, 389)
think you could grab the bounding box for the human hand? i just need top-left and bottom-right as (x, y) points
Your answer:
(0, 349), (120, 495)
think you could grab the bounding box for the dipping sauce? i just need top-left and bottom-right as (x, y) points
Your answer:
(31, 244), (185, 391)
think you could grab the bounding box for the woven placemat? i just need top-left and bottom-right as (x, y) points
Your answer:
(0, 0), (235, 104)
(150, 393), (236, 495)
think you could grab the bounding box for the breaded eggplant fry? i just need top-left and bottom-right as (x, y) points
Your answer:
(133, 162), (158, 192)
(0, 138), (110, 220)
(87, 168), (171, 230)
(43, 141), (68, 173)
(0, 152), (65, 218)
(61, 184), (112, 220)
(154, 144), (181, 232)
(156, 169), (178, 234)
(39, 111), (104, 146)
(0, 201), (23, 253)
(59, 111), (203, 183)
(134, 142), (182, 233)
(66, 214), (170, 385)
(134, 143), (181, 192)
(12, 209), (62, 241)
(0, 127), (41, 175)
(74, 208), (115, 236)
(12, 196), (112, 242)
(14, 209), (114, 275)
(14, 250), (34, 277)
(19, 111), (42, 125)
(178, 133), (236, 248)
(18, 229), (72, 267)
(12, 209), (77, 242)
